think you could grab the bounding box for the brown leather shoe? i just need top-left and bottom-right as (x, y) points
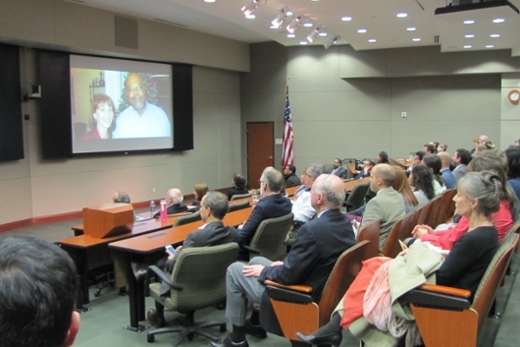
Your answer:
(147, 308), (165, 328)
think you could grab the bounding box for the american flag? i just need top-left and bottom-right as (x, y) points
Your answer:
(282, 86), (294, 167)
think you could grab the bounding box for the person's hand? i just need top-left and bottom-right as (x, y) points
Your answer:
(237, 224), (244, 229)
(175, 245), (183, 252)
(398, 249), (409, 257)
(166, 250), (175, 260)
(242, 265), (265, 277)
(270, 261), (284, 267)
(411, 225), (434, 238)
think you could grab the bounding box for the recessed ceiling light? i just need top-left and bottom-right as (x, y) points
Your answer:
(368, 39), (377, 43)
(287, 33), (296, 38)
(465, 34), (474, 38)
(396, 13), (408, 18)
(311, 0), (320, 2)
(486, 45), (494, 48)
(493, 18), (505, 23)
(406, 27), (416, 31)
(245, 14), (256, 19)
(412, 38), (421, 42)
(286, 9), (294, 16)
(303, 22), (313, 27)
(463, 45), (472, 48)
(490, 34), (500, 38)
(299, 41), (308, 45)
(341, 16), (352, 21)
(463, 20), (475, 24)
(357, 29), (367, 33)
(318, 32), (328, 37)
(204, 0), (215, 2)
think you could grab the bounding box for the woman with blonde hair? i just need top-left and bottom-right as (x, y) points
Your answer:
(192, 183), (209, 210)
(392, 166), (419, 213)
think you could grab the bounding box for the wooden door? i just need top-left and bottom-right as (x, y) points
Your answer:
(247, 122), (274, 189)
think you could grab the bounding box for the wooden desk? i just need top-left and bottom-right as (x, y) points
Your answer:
(285, 185), (300, 197)
(60, 214), (187, 308)
(344, 177), (370, 192)
(108, 207), (252, 331)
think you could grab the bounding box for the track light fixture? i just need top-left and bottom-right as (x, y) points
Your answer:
(323, 34), (340, 49)
(241, 0), (260, 16)
(271, 8), (287, 28)
(306, 26), (320, 42)
(286, 16), (301, 34)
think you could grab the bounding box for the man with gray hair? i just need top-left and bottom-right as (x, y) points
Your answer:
(237, 167), (292, 259)
(112, 191), (131, 203)
(154, 188), (188, 218)
(211, 174), (356, 347)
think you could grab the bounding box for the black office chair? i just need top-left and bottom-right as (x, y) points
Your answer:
(173, 211), (201, 227)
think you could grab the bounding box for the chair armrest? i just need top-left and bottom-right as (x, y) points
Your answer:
(419, 284), (471, 298)
(402, 284), (471, 311)
(264, 280), (313, 293)
(265, 286), (314, 305)
(144, 265), (183, 297)
(244, 244), (260, 254)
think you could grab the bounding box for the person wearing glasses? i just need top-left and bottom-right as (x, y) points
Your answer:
(236, 167), (292, 260)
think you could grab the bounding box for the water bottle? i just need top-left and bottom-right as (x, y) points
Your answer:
(160, 200), (167, 222)
(150, 200), (156, 216)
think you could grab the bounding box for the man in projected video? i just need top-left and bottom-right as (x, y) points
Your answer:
(112, 73), (171, 138)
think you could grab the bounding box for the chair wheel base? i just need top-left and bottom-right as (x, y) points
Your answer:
(147, 333), (155, 343)
(220, 324), (227, 332)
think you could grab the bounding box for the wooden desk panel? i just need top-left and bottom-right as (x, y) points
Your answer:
(344, 177), (369, 191)
(285, 186), (300, 197)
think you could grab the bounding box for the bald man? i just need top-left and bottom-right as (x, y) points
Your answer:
(359, 163), (406, 249)
(153, 188), (188, 218)
(112, 72), (171, 138)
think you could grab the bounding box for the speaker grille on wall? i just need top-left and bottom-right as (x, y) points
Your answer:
(115, 16), (138, 49)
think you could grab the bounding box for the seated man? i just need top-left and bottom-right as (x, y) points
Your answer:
(438, 152), (456, 189)
(356, 159), (375, 179)
(286, 164), (326, 246)
(0, 236), (80, 347)
(327, 158), (348, 179)
(112, 190), (131, 203)
(147, 191), (240, 326)
(283, 164), (301, 188)
(154, 188), (188, 218)
(359, 163), (406, 249)
(237, 167), (292, 259)
(227, 173), (249, 201)
(453, 148), (471, 182)
(211, 174), (356, 347)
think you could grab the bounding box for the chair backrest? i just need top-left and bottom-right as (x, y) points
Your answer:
(173, 211), (201, 227)
(472, 234), (519, 328)
(415, 199), (434, 226)
(230, 193), (252, 201)
(346, 182), (370, 211)
(382, 210), (421, 258)
(317, 241), (369, 326)
(228, 199), (251, 212)
(356, 220), (380, 259)
(441, 189), (457, 222)
(249, 213), (294, 261)
(170, 243), (239, 311)
(428, 189), (455, 227)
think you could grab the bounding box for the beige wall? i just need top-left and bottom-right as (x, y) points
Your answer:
(501, 73), (520, 149)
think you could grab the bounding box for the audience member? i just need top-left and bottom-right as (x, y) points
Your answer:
(0, 236), (80, 347)
(112, 190), (131, 203)
(407, 150), (425, 173)
(83, 93), (116, 140)
(377, 151), (389, 164)
(291, 164), (326, 224)
(424, 143), (436, 155)
(283, 164), (301, 188)
(154, 188), (188, 218)
(359, 163), (406, 249)
(409, 165), (435, 207)
(192, 183), (209, 210)
(438, 143), (448, 152)
(227, 173), (249, 200)
(328, 158), (348, 179)
(236, 167), (292, 259)
(437, 152), (456, 189)
(452, 148), (471, 182)
(505, 146), (520, 200)
(297, 171), (501, 347)
(422, 154), (446, 196)
(146, 191), (239, 326)
(356, 159), (375, 179)
(210, 174), (356, 347)
(392, 166), (419, 213)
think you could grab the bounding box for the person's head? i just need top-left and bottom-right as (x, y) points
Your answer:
(166, 188), (183, 205)
(505, 146), (520, 179)
(90, 93), (116, 134)
(193, 183), (209, 201)
(124, 73), (147, 114)
(112, 191), (131, 204)
(438, 143), (447, 152)
(392, 166), (419, 207)
(437, 152), (452, 169)
(413, 150), (425, 166)
(259, 166), (284, 195)
(364, 160), (375, 171)
(369, 163), (396, 193)
(423, 144), (436, 155)
(430, 141), (439, 150)
(0, 236), (80, 347)
(515, 138), (520, 147)
(478, 134), (489, 145)
(454, 148), (471, 166)
(232, 173), (246, 189)
(409, 165), (435, 200)
(422, 154), (442, 175)
(455, 171), (501, 219)
(300, 164), (326, 188)
(283, 164), (296, 177)
(199, 191), (228, 222)
(377, 151), (389, 164)
(333, 158), (342, 168)
(310, 174), (346, 213)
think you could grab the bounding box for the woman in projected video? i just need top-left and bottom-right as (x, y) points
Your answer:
(83, 93), (116, 140)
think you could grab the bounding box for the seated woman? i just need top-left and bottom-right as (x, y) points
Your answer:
(412, 150), (514, 248)
(227, 173), (249, 200)
(408, 165), (435, 207)
(422, 154), (446, 196)
(191, 183), (209, 211)
(297, 171), (501, 347)
(83, 93), (116, 140)
(393, 166), (419, 213)
(377, 151), (389, 164)
(505, 146), (520, 200)
(437, 143), (447, 153)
